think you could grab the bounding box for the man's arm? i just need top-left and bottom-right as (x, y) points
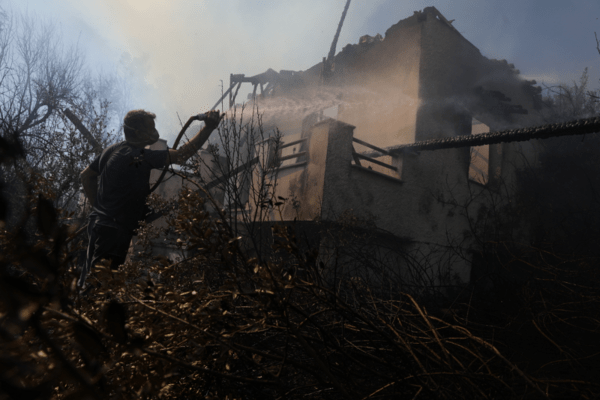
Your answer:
(80, 166), (99, 206)
(168, 111), (222, 165)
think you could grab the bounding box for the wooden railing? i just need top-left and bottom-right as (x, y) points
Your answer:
(351, 137), (398, 173)
(277, 137), (308, 170)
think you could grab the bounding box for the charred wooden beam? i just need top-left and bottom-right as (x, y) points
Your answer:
(351, 144), (362, 166)
(322, 0), (351, 84)
(352, 152), (397, 171)
(203, 156), (260, 191)
(353, 137), (390, 155)
(280, 138), (307, 149)
(211, 82), (236, 111)
(278, 152), (307, 163)
(63, 108), (102, 153)
(384, 116), (600, 154)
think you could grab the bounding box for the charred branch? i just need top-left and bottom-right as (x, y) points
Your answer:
(62, 108), (102, 153)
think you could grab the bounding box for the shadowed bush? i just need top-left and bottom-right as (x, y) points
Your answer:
(3, 112), (600, 399)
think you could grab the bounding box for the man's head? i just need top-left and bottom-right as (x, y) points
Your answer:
(123, 110), (160, 148)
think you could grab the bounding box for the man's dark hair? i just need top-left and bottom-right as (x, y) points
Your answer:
(123, 110), (159, 147)
(123, 109), (156, 135)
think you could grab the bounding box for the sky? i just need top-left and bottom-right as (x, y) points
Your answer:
(7, 0), (600, 143)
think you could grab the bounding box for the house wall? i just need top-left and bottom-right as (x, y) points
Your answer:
(140, 8), (549, 285)
(271, 119), (482, 283)
(333, 20), (422, 148)
(415, 10), (545, 192)
(249, 122), (331, 221)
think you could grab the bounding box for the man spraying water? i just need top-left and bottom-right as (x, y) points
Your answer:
(78, 109), (222, 287)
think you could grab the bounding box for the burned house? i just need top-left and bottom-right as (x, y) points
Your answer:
(145, 6), (599, 291)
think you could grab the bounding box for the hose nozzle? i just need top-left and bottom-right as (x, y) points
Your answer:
(194, 112), (209, 121)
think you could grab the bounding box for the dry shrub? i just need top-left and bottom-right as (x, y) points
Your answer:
(3, 118), (600, 399)
(3, 182), (599, 400)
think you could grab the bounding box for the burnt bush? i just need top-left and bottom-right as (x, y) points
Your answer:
(3, 113), (600, 399)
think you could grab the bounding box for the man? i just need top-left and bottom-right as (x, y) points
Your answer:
(78, 109), (221, 287)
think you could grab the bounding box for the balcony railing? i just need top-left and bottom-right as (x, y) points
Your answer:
(351, 137), (399, 178)
(277, 137), (308, 171)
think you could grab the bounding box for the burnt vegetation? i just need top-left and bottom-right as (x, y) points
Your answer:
(3, 98), (600, 400)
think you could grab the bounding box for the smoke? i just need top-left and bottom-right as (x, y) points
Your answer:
(224, 84), (419, 134)
(57, 0), (393, 143)
(11, 0), (600, 145)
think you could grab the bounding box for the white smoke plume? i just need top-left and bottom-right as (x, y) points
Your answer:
(10, 0), (600, 144)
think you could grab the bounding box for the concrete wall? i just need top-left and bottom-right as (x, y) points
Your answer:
(250, 123), (331, 221)
(267, 118), (484, 284)
(414, 9), (543, 192)
(333, 19), (422, 147)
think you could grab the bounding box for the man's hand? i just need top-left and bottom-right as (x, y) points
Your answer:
(170, 111), (224, 165)
(202, 110), (223, 130)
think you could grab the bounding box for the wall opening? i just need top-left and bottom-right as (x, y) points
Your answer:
(469, 119), (490, 185)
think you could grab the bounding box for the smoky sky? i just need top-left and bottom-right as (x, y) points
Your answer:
(8, 0), (600, 143)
